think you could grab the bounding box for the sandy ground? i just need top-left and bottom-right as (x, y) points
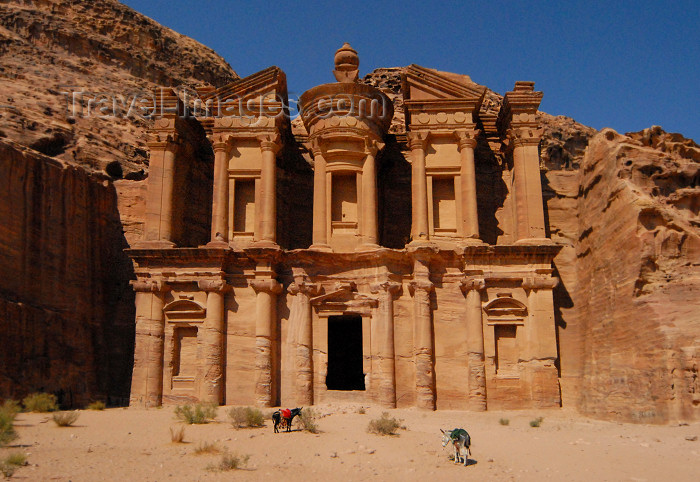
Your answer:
(2, 403), (700, 481)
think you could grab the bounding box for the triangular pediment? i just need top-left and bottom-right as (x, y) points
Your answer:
(402, 65), (486, 102)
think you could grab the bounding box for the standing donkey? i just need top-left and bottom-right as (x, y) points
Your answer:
(441, 428), (472, 466)
(272, 407), (302, 433)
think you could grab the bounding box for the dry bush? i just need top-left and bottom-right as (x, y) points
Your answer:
(87, 401), (106, 411)
(357, 406), (366, 414)
(299, 408), (319, 433)
(52, 411), (79, 427)
(207, 451), (250, 471)
(22, 393), (58, 412)
(170, 425), (185, 443)
(0, 401), (19, 447)
(367, 412), (401, 436)
(174, 403), (218, 424)
(228, 407), (265, 429)
(194, 441), (221, 455)
(0, 452), (27, 478)
(499, 418), (510, 426)
(530, 416), (544, 428)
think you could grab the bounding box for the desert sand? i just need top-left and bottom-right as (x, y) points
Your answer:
(3, 404), (699, 481)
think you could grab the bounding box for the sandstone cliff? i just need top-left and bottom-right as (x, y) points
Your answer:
(0, 0), (237, 405)
(0, 0), (237, 175)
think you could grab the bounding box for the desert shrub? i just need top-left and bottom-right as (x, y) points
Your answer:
(194, 441), (221, 455)
(1, 401), (21, 418)
(529, 417), (544, 428)
(174, 403), (218, 424)
(22, 393), (58, 412)
(207, 451), (250, 471)
(0, 404), (18, 447)
(0, 452), (27, 477)
(367, 412), (401, 436)
(298, 408), (319, 433)
(228, 407), (265, 429)
(170, 425), (185, 443)
(357, 406), (366, 414)
(499, 418), (510, 426)
(87, 401), (106, 411)
(52, 411), (79, 427)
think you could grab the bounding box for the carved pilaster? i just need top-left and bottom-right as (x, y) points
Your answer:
(208, 134), (233, 245)
(310, 138), (330, 250)
(407, 131), (430, 242)
(130, 280), (170, 408)
(257, 133), (281, 245)
(409, 278), (435, 410)
(455, 129), (481, 242)
(288, 281), (321, 405)
(251, 279), (283, 407)
(197, 279), (230, 404)
(460, 277), (487, 411)
(361, 139), (384, 248)
(370, 281), (402, 408)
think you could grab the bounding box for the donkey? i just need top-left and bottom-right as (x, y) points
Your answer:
(441, 428), (471, 466)
(272, 407), (302, 433)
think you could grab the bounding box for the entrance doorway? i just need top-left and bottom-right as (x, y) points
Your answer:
(326, 314), (365, 390)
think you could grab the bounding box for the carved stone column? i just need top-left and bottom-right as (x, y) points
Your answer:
(251, 278), (282, 407)
(259, 135), (281, 245)
(361, 140), (383, 248)
(130, 280), (170, 407)
(209, 138), (230, 245)
(409, 278), (435, 409)
(370, 281), (402, 408)
(288, 281), (320, 405)
(461, 278), (487, 411)
(197, 279), (230, 404)
(408, 132), (429, 241)
(310, 141), (330, 250)
(456, 130), (481, 242)
(498, 81), (548, 244)
(144, 137), (178, 246)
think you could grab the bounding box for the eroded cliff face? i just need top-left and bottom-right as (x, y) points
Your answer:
(0, 0), (237, 175)
(572, 128), (700, 422)
(0, 0), (237, 405)
(0, 139), (134, 406)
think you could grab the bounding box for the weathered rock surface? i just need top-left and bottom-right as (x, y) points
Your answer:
(0, 0), (237, 175)
(0, 139), (133, 406)
(0, 0), (237, 405)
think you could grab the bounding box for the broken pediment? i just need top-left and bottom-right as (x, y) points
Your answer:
(402, 65), (486, 104)
(197, 66), (288, 118)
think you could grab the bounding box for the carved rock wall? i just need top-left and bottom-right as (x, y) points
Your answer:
(0, 139), (135, 406)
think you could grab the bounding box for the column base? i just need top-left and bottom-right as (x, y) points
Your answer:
(252, 239), (280, 249)
(309, 243), (332, 252)
(132, 240), (176, 249)
(205, 240), (230, 248)
(459, 237), (486, 247)
(356, 243), (380, 252)
(514, 237), (554, 246)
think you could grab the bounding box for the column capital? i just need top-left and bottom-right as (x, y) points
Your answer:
(455, 129), (480, 150)
(460, 277), (486, 292)
(251, 279), (283, 295)
(147, 131), (180, 151)
(407, 131), (429, 151)
(288, 281), (321, 297)
(522, 276), (558, 291)
(504, 126), (544, 148)
(370, 281), (402, 297)
(258, 133), (281, 154)
(131, 279), (170, 293)
(408, 279), (434, 295)
(198, 279), (231, 293)
(209, 133), (234, 153)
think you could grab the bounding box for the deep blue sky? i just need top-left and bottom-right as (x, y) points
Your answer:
(121, 0), (699, 140)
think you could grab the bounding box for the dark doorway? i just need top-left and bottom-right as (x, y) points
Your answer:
(326, 314), (365, 390)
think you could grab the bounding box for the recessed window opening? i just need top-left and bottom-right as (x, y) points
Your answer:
(331, 174), (358, 224)
(233, 179), (255, 232)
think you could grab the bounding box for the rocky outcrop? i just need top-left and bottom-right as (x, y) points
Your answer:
(0, 139), (134, 406)
(0, 0), (237, 405)
(572, 128), (700, 422)
(0, 0), (237, 175)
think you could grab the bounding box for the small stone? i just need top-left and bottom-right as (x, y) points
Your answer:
(685, 435), (698, 441)
(366, 449), (375, 454)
